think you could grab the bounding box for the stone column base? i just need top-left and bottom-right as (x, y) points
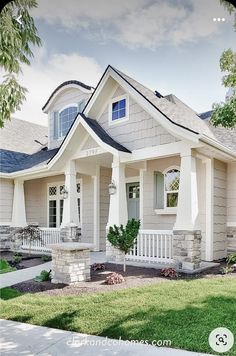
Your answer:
(50, 243), (91, 284)
(60, 223), (81, 242)
(173, 230), (202, 270)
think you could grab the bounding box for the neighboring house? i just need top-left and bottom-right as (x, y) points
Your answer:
(0, 66), (236, 270)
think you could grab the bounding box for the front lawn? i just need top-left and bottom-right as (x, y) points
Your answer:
(1, 276), (236, 355)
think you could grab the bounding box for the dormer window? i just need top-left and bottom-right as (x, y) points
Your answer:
(109, 95), (129, 125)
(53, 104), (78, 139)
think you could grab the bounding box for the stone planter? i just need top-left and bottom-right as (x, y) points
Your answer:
(49, 243), (93, 284)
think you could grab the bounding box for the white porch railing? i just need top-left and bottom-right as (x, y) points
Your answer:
(21, 228), (61, 253)
(126, 230), (174, 264)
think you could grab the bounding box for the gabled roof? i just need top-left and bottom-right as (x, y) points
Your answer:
(111, 66), (215, 139)
(81, 114), (131, 153)
(0, 118), (48, 154)
(0, 148), (58, 173)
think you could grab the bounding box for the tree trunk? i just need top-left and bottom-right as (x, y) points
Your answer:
(123, 255), (126, 272)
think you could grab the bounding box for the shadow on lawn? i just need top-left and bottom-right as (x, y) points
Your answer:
(98, 295), (236, 355)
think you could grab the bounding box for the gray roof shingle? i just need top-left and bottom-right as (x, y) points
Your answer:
(0, 118), (48, 154)
(0, 148), (58, 173)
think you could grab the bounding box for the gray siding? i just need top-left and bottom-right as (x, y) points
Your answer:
(196, 159), (206, 260)
(0, 179), (14, 223)
(48, 88), (91, 150)
(227, 162), (236, 224)
(213, 159), (227, 260)
(97, 85), (178, 151)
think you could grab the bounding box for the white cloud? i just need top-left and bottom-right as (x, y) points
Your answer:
(13, 49), (103, 126)
(32, 0), (232, 49)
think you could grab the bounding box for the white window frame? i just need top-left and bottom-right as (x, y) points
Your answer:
(154, 166), (180, 215)
(53, 103), (79, 140)
(109, 94), (129, 126)
(47, 179), (82, 228)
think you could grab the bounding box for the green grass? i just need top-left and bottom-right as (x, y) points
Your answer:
(0, 259), (16, 274)
(0, 277), (236, 355)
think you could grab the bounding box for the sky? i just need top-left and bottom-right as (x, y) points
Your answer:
(11, 0), (236, 126)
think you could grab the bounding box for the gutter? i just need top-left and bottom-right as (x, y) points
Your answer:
(200, 135), (236, 160)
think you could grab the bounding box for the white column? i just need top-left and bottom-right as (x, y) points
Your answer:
(139, 168), (146, 228)
(61, 160), (79, 227)
(92, 166), (100, 251)
(11, 180), (27, 227)
(204, 157), (214, 261)
(174, 152), (199, 231)
(107, 156), (128, 228)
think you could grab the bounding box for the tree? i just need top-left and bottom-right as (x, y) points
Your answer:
(107, 219), (140, 272)
(211, 2), (236, 128)
(11, 225), (41, 255)
(0, 0), (41, 128)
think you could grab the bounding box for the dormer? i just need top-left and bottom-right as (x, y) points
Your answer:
(42, 80), (94, 149)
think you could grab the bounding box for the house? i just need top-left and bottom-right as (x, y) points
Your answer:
(0, 65), (235, 270)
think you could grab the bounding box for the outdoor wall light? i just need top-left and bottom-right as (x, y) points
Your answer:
(108, 181), (117, 195)
(61, 187), (69, 199)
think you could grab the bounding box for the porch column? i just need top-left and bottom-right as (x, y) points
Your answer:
(11, 179), (27, 227)
(61, 160), (79, 227)
(92, 166), (100, 251)
(106, 156), (128, 261)
(107, 156), (128, 227)
(173, 152), (202, 270)
(204, 157), (214, 261)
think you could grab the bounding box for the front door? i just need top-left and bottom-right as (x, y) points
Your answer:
(126, 182), (140, 220)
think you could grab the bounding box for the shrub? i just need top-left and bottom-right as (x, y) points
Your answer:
(221, 266), (234, 275)
(107, 219), (140, 272)
(0, 259), (16, 274)
(11, 225), (41, 255)
(41, 255), (51, 262)
(34, 269), (51, 282)
(227, 252), (236, 265)
(105, 272), (125, 285)
(13, 253), (22, 265)
(161, 268), (178, 278)
(91, 263), (105, 271)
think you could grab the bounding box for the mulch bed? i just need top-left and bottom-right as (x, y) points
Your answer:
(0, 251), (50, 270)
(11, 261), (236, 297)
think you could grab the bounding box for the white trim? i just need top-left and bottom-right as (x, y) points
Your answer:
(162, 165), (180, 175)
(43, 83), (93, 113)
(108, 94), (129, 126)
(92, 166), (100, 251)
(204, 158), (214, 261)
(58, 103), (78, 114)
(125, 176), (140, 183)
(155, 208), (177, 215)
(227, 222), (236, 227)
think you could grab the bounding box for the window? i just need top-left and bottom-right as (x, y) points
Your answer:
(109, 95), (128, 124)
(164, 169), (180, 207)
(48, 182), (81, 228)
(154, 168), (180, 210)
(59, 106), (78, 137)
(53, 105), (78, 139)
(112, 99), (126, 121)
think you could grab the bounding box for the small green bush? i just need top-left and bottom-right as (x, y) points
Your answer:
(34, 269), (51, 282)
(13, 253), (22, 265)
(0, 259), (16, 274)
(41, 255), (51, 262)
(227, 252), (236, 265)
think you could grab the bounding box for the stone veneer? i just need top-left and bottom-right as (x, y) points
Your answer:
(60, 223), (81, 242)
(106, 240), (125, 262)
(227, 226), (236, 253)
(49, 243), (92, 284)
(0, 225), (16, 250)
(173, 230), (202, 270)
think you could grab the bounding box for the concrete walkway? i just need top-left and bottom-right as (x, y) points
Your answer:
(0, 320), (214, 356)
(0, 262), (51, 288)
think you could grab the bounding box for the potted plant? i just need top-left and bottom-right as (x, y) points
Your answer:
(107, 219), (140, 272)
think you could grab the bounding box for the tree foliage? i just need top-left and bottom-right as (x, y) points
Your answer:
(107, 219), (140, 272)
(211, 49), (236, 128)
(0, 0), (41, 127)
